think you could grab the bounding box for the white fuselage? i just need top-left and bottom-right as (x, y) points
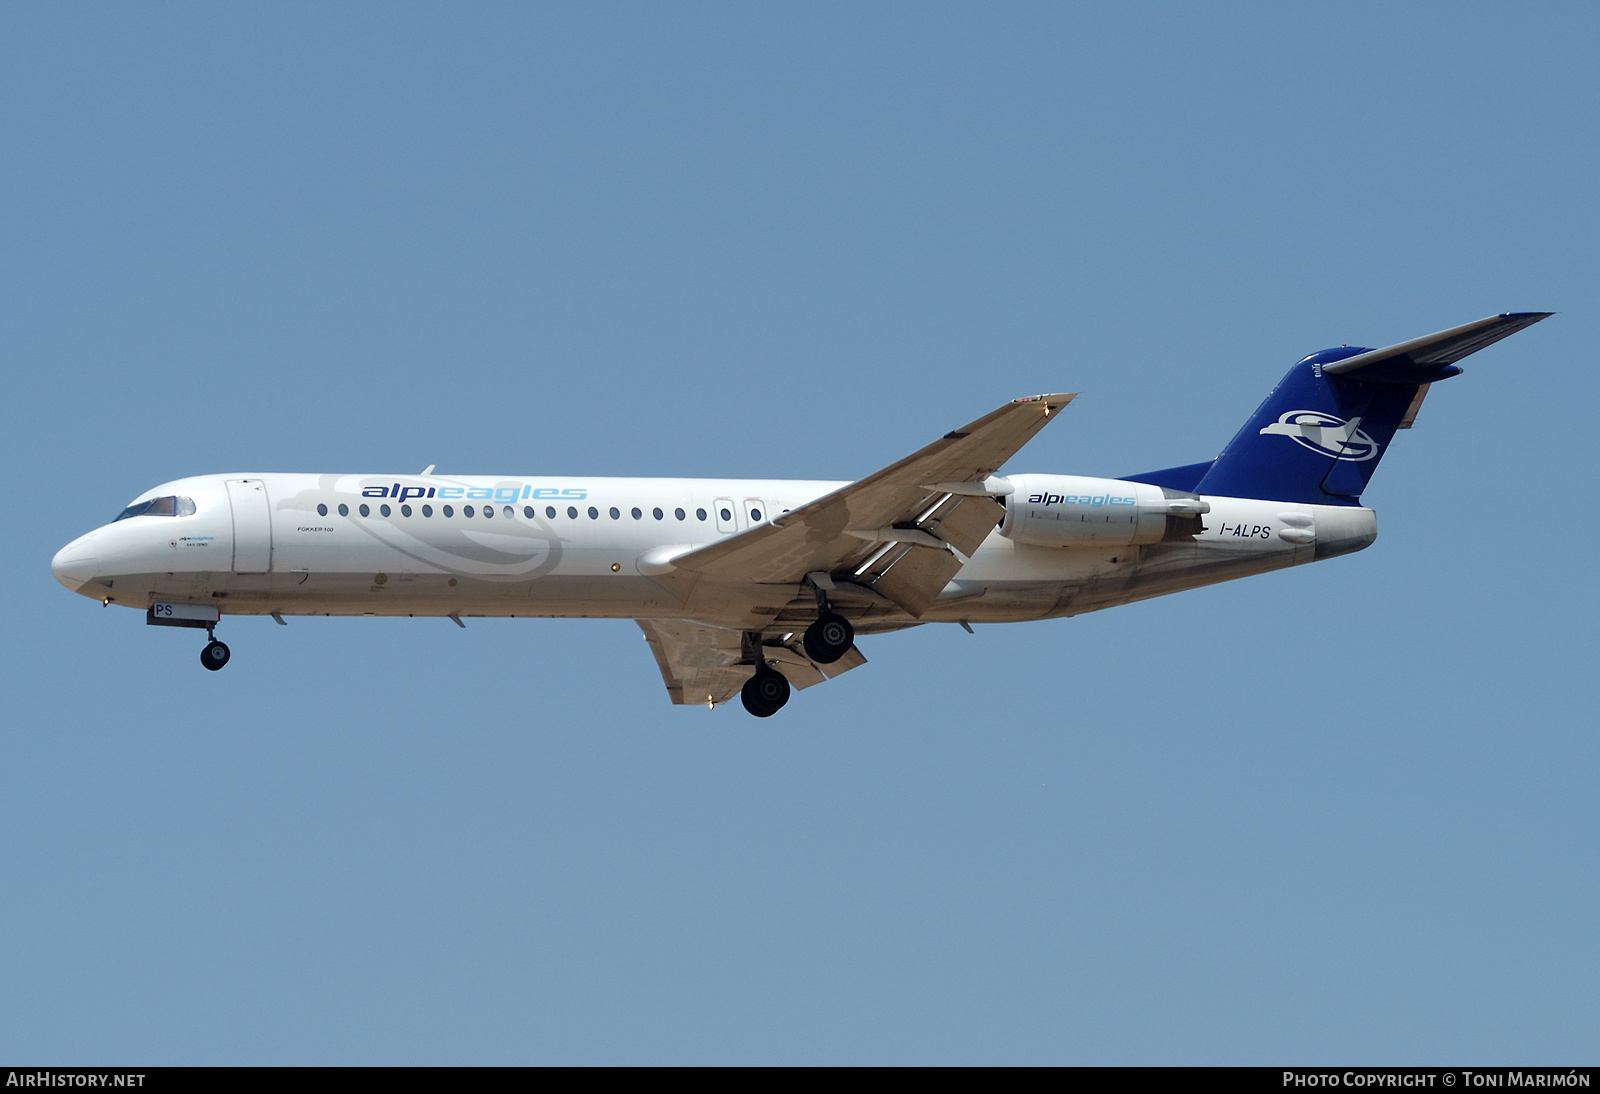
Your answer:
(52, 472), (1377, 633)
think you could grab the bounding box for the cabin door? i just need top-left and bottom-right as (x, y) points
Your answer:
(225, 479), (273, 573)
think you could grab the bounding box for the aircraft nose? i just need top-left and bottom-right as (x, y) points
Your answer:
(51, 532), (101, 592)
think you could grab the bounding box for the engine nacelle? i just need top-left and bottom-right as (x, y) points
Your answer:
(998, 474), (1178, 548)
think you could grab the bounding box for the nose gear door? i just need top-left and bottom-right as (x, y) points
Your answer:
(225, 479), (273, 573)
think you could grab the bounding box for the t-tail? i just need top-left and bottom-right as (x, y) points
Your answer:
(1127, 313), (1551, 504)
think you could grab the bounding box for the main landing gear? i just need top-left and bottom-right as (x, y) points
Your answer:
(741, 666), (791, 718)
(802, 577), (855, 665)
(738, 629), (792, 717)
(739, 591), (858, 715)
(803, 612), (854, 664)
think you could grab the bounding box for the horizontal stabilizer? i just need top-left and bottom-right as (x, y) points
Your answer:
(1323, 312), (1552, 384)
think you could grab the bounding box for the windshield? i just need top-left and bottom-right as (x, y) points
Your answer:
(115, 495), (196, 521)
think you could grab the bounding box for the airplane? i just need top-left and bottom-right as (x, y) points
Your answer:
(52, 312), (1549, 717)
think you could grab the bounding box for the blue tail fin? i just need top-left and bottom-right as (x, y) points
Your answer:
(1194, 349), (1416, 504)
(1194, 312), (1549, 505)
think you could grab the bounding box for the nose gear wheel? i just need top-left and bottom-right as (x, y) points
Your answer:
(201, 640), (231, 671)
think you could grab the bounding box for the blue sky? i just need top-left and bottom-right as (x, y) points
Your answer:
(2, 3), (1595, 1063)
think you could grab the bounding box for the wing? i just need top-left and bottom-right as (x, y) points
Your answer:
(664, 393), (1075, 617)
(637, 618), (867, 707)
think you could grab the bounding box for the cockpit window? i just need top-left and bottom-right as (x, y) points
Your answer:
(115, 495), (196, 521)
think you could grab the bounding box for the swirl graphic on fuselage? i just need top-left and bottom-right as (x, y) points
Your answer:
(288, 476), (565, 581)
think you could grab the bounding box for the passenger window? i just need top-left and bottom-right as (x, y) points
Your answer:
(720, 507), (732, 522)
(503, 505), (513, 518)
(750, 508), (762, 521)
(359, 504), (370, 517)
(676, 508), (686, 521)
(609, 507), (620, 520)
(523, 506), (534, 518)
(422, 504), (433, 517)
(546, 506), (557, 519)
(338, 503), (349, 517)
(484, 506), (494, 519)
(317, 504), (328, 516)
(588, 506), (599, 519)
(631, 507), (642, 520)
(380, 504), (391, 517)
(696, 508), (707, 521)
(464, 505), (475, 517)
(401, 504), (412, 517)
(568, 506), (578, 519)
(653, 508), (664, 520)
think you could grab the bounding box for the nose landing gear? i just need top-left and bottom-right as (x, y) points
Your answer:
(147, 602), (233, 671)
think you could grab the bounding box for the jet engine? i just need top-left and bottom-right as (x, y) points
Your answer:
(997, 474), (1205, 548)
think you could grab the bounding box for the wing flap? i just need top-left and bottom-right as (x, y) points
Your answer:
(869, 543), (965, 618)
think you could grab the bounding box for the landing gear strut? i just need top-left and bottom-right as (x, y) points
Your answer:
(739, 630), (792, 717)
(741, 666), (791, 717)
(803, 578), (855, 664)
